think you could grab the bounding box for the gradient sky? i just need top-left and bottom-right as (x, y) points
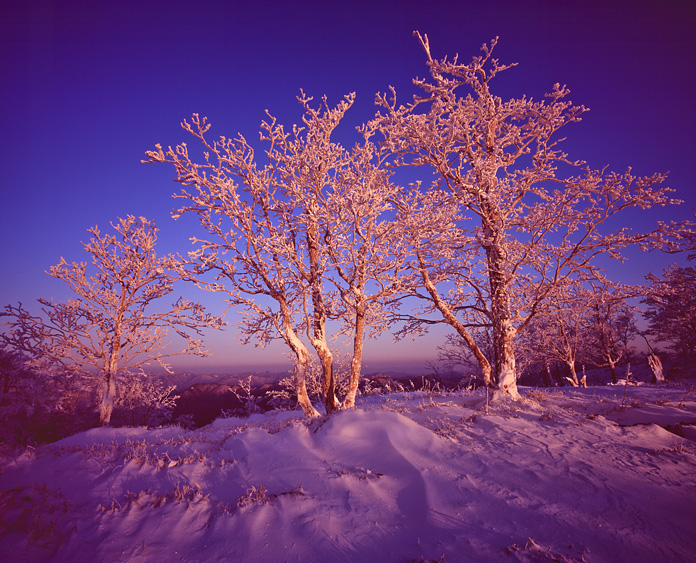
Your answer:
(1, 0), (695, 373)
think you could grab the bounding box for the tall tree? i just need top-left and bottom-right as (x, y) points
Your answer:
(0, 216), (222, 425)
(374, 33), (681, 399)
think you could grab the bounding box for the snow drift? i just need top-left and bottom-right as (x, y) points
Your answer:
(1, 384), (695, 562)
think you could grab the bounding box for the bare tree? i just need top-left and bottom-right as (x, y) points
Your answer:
(373, 32), (681, 399)
(1, 216), (222, 425)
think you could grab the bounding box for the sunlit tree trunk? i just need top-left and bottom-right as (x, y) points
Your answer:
(647, 353), (664, 383)
(280, 297), (320, 418)
(595, 305), (620, 384)
(564, 362), (580, 387)
(306, 223), (338, 413)
(291, 344), (317, 418)
(494, 319), (519, 398)
(343, 304), (365, 410)
(483, 215), (521, 399)
(100, 285), (127, 426)
(100, 370), (117, 426)
(559, 323), (580, 387)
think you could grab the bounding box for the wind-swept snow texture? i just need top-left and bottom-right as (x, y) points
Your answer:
(2, 384), (695, 562)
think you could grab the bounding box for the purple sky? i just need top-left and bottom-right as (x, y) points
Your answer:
(1, 0), (695, 373)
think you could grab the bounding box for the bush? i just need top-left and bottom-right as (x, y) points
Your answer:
(110, 374), (179, 428)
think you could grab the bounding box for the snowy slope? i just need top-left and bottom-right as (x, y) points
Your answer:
(1, 384), (695, 562)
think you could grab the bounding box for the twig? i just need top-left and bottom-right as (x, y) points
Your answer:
(677, 385), (693, 409)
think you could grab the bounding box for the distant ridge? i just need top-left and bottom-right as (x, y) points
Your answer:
(151, 371), (293, 391)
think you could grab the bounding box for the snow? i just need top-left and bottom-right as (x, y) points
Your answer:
(2, 384), (695, 562)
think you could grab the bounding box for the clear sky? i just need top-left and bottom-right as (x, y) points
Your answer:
(1, 0), (695, 374)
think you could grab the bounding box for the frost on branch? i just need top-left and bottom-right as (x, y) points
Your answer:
(0, 216), (223, 427)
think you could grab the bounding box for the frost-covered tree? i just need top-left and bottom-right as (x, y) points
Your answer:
(272, 93), (356, 413)
(373, 33), (681, 399)
(144, 101), (340, 416)
(147, 110), (323, 416)
(111, 375), (179, 427)
(516, 281), (604, 387)
(321, 125), (410, 409)
(0, 216), (222, 426)
(584, 283), (637, 383)
(642, 263), (696, 363)
(433, 329), (493, 385)
(145, 95), (407, 415)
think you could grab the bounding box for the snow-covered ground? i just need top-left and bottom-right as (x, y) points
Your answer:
(2, 383), (695, 562)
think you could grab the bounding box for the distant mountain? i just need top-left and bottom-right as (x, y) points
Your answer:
(152, 371), (293, 392)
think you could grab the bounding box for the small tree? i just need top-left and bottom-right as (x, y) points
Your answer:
(144, 104), (337, 417)
(586, 284), (638, 383)
(433, 329), (493, 386)
(516, 281), (620, 387)
(321, 125), (410, 409)
(642, 263), (696, 364)
(111, 375), (179, 427)
(1, 216), (222, 426)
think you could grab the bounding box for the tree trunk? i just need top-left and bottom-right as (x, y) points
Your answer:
(315, 339), (338, 413)
(292, 346), (319, 418)
(493, 319), (521, 399)
(287, 334), (319, 417)
(647, 353), (665, 383)
(595, 306), (620, 384)
(306, 222), (338, 414)
(279, 296), (320, 417)
(343, 307), (365, 410)
(542, 361), (556, 387)
(99, 370), (116, 426)
(607, 356), (619, 384)
(100, 286), (127, 426)
(565, 361), (580, 387)
(485, 227), (521, 400)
